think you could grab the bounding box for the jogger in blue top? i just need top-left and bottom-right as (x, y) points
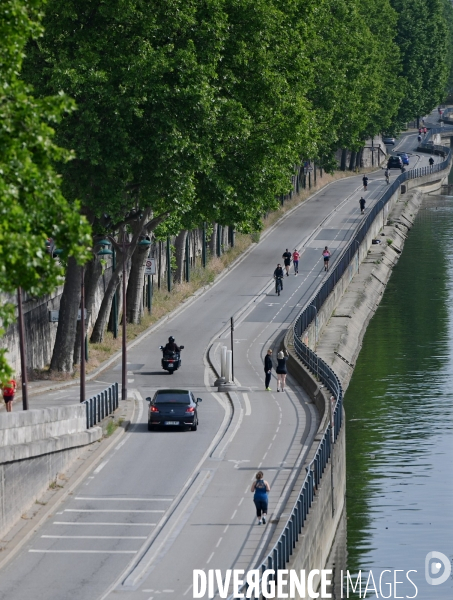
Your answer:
(251, 471), (271, 525)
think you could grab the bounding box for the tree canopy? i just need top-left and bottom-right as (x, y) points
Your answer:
(0, 0), (91, 382)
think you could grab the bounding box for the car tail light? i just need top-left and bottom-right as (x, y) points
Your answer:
(150, 406), (159, 413)
(167, 360), (174, 363)
(185, 406), (195, 413)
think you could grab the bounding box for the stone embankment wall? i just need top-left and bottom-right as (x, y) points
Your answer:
(0, 406), (101, 538)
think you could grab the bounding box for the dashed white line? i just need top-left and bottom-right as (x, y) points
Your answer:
(75, 497), (172, 502)
(53, 522), (156, 526)
(41, 535), (147, 540)
(238, 498), (244, 506)
(29, 550), (137, 554)
(216, 538), (223, 548)
(93, 461), (108, 474)
(223, 525), (229, 534)
(64, 509), (164, 513)
(206, 552), (215, 564)
(230, 510), (237, 520)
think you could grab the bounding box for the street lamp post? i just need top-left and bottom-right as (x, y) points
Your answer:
(118, 234), (151, 401)
(80, 267), (86, 403)
(17, 287), (29, 410)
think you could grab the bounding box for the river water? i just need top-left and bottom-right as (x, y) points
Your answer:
(343, 192), (453, 598)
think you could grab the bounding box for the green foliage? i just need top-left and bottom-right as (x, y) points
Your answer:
(0, 0), (91, 382)
(390, 0), (450, 127)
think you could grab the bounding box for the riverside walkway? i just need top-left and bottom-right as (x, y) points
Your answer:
(0, 114), (450, 600)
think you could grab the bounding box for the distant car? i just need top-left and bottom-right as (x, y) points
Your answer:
(382, 136), (396, 145)
(146, 389), (201, 431)
(387, 156), (404, 169)
(397, 153), (410, 165)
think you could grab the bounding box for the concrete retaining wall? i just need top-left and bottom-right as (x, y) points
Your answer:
(0, 405), (101, 538)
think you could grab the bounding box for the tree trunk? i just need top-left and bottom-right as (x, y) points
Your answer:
(209, 221), (217, 257)
(126, 243), (149, 324)
(348, 151), (357, 171)
(357, 147), (364, 168)
(174, 229), (188, 284)
(340, 148), (348, 171)
(50, 257), (82, 373)
(90, 253), (125, 343)
(74, 258), (102, 364)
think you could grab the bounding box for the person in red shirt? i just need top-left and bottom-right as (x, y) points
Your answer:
(2, 379), (17, 412)
(292, 250), (300, 275)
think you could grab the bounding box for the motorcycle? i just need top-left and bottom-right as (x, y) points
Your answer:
(159, 345), (184, 374)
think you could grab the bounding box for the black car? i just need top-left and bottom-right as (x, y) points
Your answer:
(387, 156), (403, 169)
(146, 389), (201, 431)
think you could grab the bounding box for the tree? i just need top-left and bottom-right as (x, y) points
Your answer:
(390, 0), (449, 127)
(0, 0), (91, 383)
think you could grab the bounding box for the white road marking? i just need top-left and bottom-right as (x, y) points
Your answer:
(216, 538), (223, 548)
(64, 509), (164, 513)
(223, 525), (229, 534)
(242, 393), (251, 416)
(29, 550), (137, 554)
(53, 522), (156, 526)
(206, 552), (215, 564)
(262, 453), (267, 460)
(238, 498), (244, 506)
(41, 535), (147, 540)
(115, 438), (127, 450)
(183, 585), (193, 596)
(128, 379), (134, 383)
(93, 461), (108, 474)
(230, 510), (237, 520)
(75, 497), (172, 502)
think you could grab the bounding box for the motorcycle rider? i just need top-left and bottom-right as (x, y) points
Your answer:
(164, 336), (180, 354)
(274, 263), (284, 293)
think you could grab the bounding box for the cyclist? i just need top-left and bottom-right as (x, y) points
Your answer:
(322, 247), (331, 272)
(292, 249), (300, 275)
(359, 197), (366, 215)
(274, 263), (284, 295)
(282, 248), (292, 276)
(362, 175), (369, 191)
(384, 168), (390, 184)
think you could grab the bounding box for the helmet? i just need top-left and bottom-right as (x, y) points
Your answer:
(168, 336), (175, 343)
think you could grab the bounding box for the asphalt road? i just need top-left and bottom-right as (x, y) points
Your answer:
(0, 123), (447, 600)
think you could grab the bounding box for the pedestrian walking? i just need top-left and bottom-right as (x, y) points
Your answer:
(423, 127), (427, 135)
(418, 128), (422, 135)
(292, 249), (300, 275)
(2, 378), (17, 413)
(322, 246), (331, 271)
(282, 249), (291, 276)
(251, 471), (270, 525)
(362, 175), (368, 191)
(276, 350), (289, 392)
(359, 197), (366, 215)
(264, 349), (273, 391)
(384, 168), (390, 184)
(429, 157), (434, 170)
(417, 134), (422, 143)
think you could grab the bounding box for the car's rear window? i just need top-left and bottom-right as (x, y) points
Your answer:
(154, 394), (190, 404)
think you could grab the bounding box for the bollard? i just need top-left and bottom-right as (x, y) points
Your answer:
(226, 350), (232, 383)
(221, 346), (227, 378)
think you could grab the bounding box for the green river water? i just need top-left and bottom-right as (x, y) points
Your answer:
(343, 192), (453, 598)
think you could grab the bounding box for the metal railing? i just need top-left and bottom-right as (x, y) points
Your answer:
(82, 383), (119, 429)
(227, 127), (452, 600)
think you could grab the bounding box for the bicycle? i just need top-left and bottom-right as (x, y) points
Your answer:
(275, 277), (283, 296)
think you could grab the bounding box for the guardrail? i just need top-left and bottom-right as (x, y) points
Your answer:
(228, 126), (453, 600)
(82, 383), (119, 429)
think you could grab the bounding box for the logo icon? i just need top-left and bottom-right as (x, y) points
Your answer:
(425, 551), (451, 586)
